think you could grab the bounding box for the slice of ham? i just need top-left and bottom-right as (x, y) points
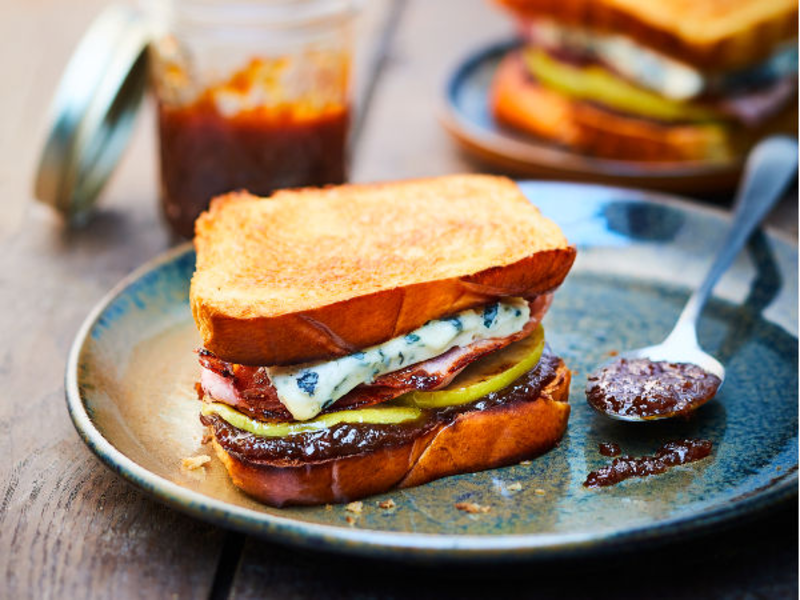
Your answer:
(712, 77), (797, 128)
(199, 295), (552, 422)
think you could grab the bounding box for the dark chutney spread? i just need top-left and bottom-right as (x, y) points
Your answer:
(157, 59), (349, 238)
(598, 442), (621, 457)
(584, 438), (713, 488)
(201, 348), (561, 463)
(586, 358), (721, 419)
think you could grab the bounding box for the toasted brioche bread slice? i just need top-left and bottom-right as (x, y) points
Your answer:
(496, 0), (798, 70)
(207, 356), (571, 507)
(491, 53), (797, 162)
(191, 175), (576, 366)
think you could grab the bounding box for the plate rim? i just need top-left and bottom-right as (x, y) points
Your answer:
(439, 40), (745, 183)
(65, 183), (798, 562)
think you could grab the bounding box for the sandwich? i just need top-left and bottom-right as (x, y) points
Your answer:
(490, 0), (798, 162)
(190, 175), (576, 506)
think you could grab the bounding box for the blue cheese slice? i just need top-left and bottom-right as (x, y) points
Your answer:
(527, 20), (704, 100)
(266, 298), (531, 421)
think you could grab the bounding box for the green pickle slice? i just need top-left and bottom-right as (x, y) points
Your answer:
(402, 325), (545, 409)
(524, 49), (721, 123)
(202, 403), (423, 438)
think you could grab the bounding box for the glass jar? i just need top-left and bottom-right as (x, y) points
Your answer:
(148, 0), (355, 237)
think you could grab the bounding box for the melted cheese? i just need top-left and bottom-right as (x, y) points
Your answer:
(267, 298), (530, 421)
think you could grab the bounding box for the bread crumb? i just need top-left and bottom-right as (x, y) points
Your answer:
(345, 515), (357, 526)
(201, 428), (213, 445)
(182, 455), (210, 470)
(455, 502), (491, 514)
(519, 460), (532, 466)
(534, 488), (546, 496)
(378, 499), (396, 510)
(507, 482), (523, 492)
(345, 501), (363, 514)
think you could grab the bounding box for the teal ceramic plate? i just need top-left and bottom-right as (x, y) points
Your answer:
(66, 182), (798, 563)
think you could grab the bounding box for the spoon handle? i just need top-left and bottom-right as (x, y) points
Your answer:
(668, 136), (798, 344)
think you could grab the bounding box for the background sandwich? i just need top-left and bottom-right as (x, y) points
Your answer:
(191, 175), (576, 506)
(491, 0), (798, 162)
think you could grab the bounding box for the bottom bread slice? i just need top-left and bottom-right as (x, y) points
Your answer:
(207, 357), (571, 507)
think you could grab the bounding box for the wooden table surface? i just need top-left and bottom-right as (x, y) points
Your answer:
(1, 1), (797, 598)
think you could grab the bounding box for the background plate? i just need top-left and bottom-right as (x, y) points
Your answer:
(67, 182), (798, 563)
(440, 42), (744, 195)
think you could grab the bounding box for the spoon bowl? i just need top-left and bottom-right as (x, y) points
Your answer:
(587, 136), (798, 422)
(597, 343), (726, 422)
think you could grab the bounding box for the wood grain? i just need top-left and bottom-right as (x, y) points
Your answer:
(0, 164), (223, 599)
(352, 0), (511, 183)
(0, 0), (395, 598)
(0, 1), (218, 596)
(0, 0), (796, 598)
(228, 501), (798, 599)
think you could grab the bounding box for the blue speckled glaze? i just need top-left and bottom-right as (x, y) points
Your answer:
(66, 183), (798, 564)
(90, 250), (195, 340)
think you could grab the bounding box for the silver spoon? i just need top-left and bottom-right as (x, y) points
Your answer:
(588, 135), (799, 422)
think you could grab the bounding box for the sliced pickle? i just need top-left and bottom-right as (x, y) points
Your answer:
(202, 403), (423, 438)
(402, 325), (545, 409)
(524, 49), (721, 123)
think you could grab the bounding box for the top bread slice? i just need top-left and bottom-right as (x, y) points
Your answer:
(496, 0), (798, 70)
(191, 175), (576, 366)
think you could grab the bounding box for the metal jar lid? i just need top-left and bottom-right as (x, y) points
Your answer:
(33, 6), (150, 222)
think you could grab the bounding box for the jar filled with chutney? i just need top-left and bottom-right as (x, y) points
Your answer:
(149, 0), (355, 237)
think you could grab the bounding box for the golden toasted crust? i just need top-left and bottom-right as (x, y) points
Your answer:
(191, 175), (576, 366)
(490, 53), (796, 162)
(210, 358), (571, 507)
(496, 0), (798, 70)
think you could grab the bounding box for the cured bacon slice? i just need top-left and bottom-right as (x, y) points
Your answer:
(198, 296), (552, 421)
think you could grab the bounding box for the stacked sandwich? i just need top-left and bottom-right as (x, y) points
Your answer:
(190, 175), (576, 506)
(491, 0), (798, 161)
